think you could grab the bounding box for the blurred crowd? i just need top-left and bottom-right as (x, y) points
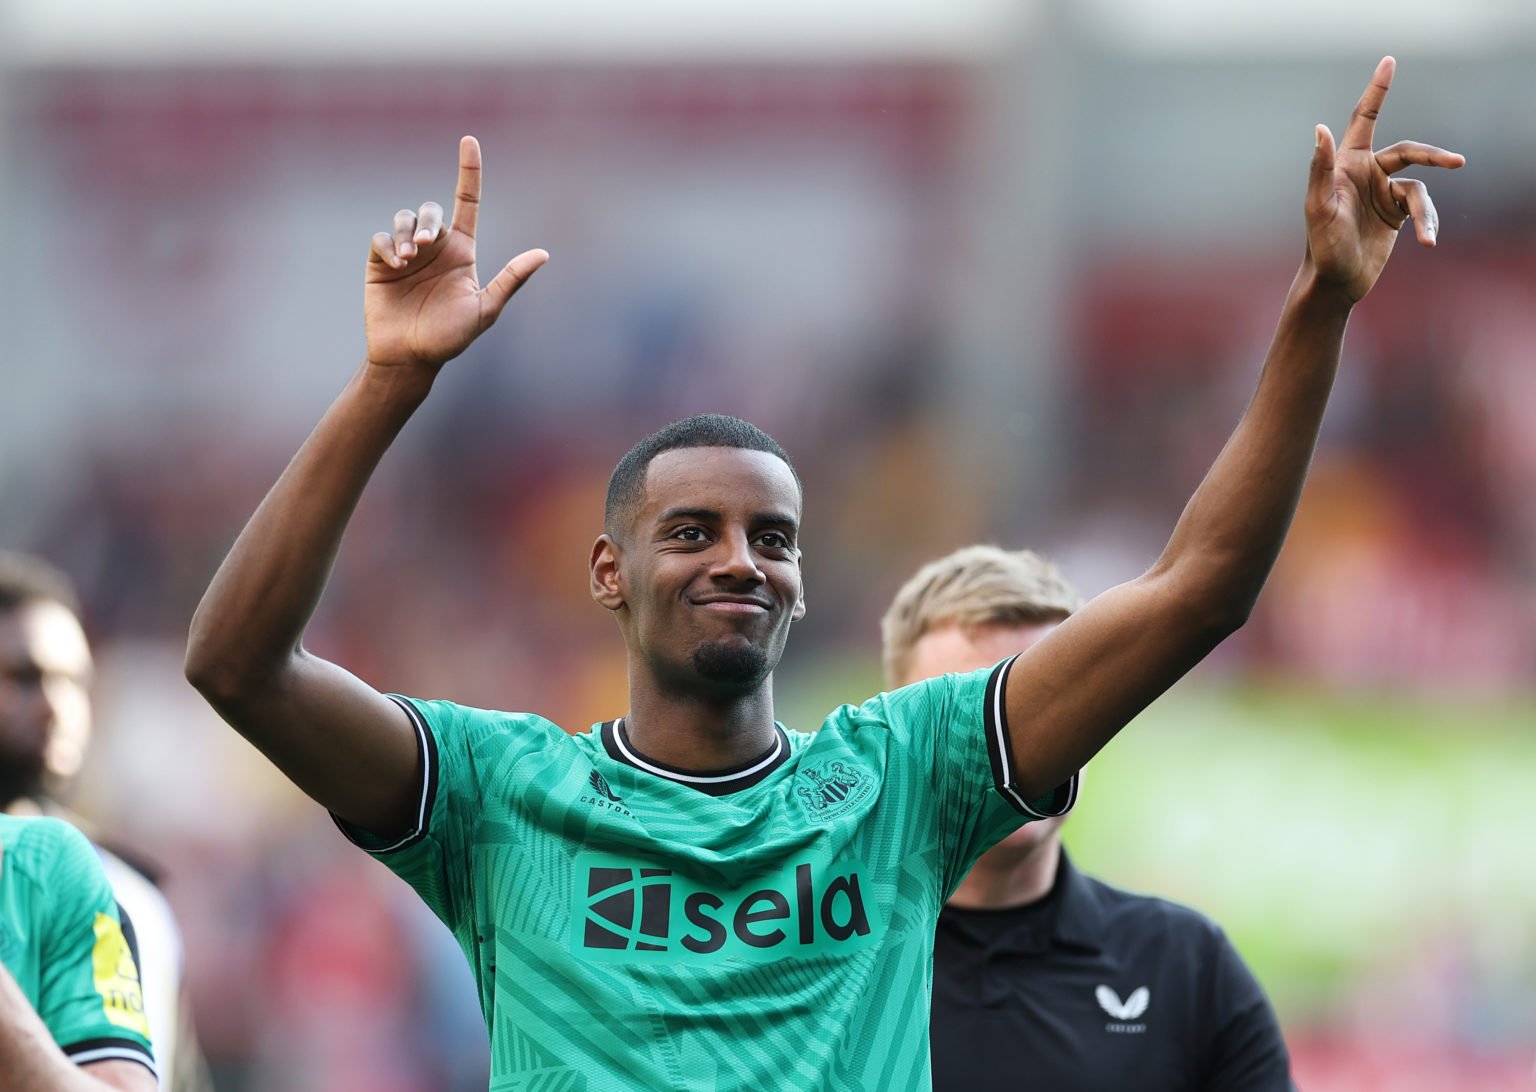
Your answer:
(1065, 244), (1536, 693)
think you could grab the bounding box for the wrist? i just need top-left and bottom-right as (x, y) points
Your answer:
(1291, 258), (1357, 319)
(356, 359), (439, 408)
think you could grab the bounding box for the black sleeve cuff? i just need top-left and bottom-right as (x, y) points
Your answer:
(62, 1037), (157, 1078)
(330, 695), (440, 854)
(982, 654), (1080, 819)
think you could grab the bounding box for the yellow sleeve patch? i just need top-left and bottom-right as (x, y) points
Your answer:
(91, 912), (152, 1038)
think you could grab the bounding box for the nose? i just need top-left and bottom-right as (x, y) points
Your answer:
(710, 529), (764, 585)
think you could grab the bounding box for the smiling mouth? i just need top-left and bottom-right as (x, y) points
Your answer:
(692, 599), (771, 613)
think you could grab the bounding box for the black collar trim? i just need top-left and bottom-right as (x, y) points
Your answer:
(600, 719), (790, 796)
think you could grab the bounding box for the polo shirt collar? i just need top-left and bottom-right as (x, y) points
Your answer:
(1048, 848), (1109, 952)
(941, 845), (1106, 956)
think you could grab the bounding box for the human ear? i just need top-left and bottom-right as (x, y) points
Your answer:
(589, 535), (625, 611)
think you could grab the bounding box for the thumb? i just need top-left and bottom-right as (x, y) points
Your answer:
(481, 248), (549, 325)
(1305, 123), (1336, 215)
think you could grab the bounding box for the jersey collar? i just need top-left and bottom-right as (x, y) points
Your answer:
(600, 719), (790, 796)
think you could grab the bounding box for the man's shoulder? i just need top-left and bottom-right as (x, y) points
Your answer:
(1076, 868), (1227, 946)
(813, 663), (1000, 735)
(1, 814), (96, 884)
(393, 695), (582, 752)
(1081, 866), (1222, 927)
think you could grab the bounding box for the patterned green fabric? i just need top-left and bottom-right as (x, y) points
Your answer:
(0, 814), (156, 1075)
(340, 658), (1073, 1090)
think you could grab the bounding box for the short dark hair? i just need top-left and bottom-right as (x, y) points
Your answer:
(0, 551), (82, 617)
(605, 414), (800, 536)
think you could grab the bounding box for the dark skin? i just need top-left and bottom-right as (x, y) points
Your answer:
(0, 601), (92, 808)
(186, 59), (1462, 837)
(589, 447), (806, 770)
(997, 56), (1463, 799)
(0, 611), (52, 802)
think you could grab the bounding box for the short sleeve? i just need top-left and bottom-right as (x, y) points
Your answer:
(1202, 928), (1293, 1091)
(877, 656), (1078, 897)
(331, 696), (479, 930)
(34, 820), (157, 1076)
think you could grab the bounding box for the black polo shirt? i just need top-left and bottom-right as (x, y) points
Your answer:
(932, 849), (1292, 1091)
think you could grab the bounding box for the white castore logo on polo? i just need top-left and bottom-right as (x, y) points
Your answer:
(1096, 985), (1150, 1026)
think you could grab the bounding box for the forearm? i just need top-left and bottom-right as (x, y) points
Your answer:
(998, 261), (1354, 800)
(1151, 259), (1353, 622)
(0, 963), (126, 1092)
(186, 361), (434, 696)
(1001, 60), (1457, 799)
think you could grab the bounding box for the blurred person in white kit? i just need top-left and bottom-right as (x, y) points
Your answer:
(0, 551), (214, 1092)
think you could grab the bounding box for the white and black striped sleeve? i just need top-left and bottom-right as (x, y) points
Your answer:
(61, 1036), (158, 1078)
(330, 695), (440, 854)
(982, 654), (1080, 819)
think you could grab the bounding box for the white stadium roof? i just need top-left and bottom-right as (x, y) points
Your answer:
(3, 0), (1534, 66)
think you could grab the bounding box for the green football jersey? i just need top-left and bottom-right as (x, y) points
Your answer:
(0, 814), (156, 1077)
(339, 655), (1076, 1090)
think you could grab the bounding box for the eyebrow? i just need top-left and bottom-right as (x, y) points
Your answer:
(657, 507), (720, 525)
(656, 507), (800, 532)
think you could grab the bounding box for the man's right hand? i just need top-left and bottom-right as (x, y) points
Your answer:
(364, 135), (548, 371)
(188, 137), (549, 836)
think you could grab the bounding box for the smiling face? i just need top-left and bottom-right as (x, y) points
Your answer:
(591, 446), (805, 699)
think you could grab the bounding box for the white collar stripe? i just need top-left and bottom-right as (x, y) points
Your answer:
(613, 719), (784, 784)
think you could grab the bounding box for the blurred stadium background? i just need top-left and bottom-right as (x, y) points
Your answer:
(2, 1), (1533, 1088)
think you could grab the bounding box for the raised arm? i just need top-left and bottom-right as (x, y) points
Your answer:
(185, 137), (547, 836)
(1002, 58), (1464, 800)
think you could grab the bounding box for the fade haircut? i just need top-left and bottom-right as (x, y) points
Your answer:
(604, 414), (801, 537)
(0, 551), (82, 617)
(881, 545), (1083, 687)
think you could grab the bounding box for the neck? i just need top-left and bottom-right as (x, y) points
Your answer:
(946, 833), (1062, 910)
(622, 676), (779, 772)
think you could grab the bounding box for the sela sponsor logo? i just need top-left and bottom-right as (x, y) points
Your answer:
(1096, 985), (1150, 1034)
(573, 852), (882, 963)
(580, 770), (635, 819)
(794, 760), (874, 821)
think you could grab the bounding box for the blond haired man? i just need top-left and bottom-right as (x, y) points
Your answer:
(884, 546), (1292, 1091)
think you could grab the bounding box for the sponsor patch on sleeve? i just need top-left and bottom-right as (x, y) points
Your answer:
(91, 912), (151, 1037)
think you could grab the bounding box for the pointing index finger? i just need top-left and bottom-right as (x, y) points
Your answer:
(452, 135), (483, 240)
(1342, 56), (1395, 152)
